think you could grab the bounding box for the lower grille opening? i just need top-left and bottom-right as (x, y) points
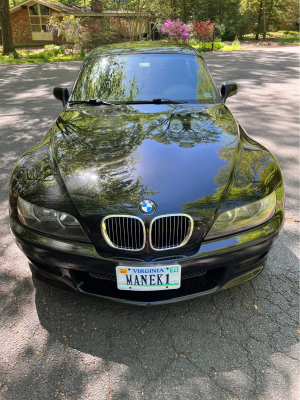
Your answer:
(89, 270), (207, 282)
(72, 267), (224, 303)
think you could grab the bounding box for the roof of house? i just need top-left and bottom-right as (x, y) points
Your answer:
(10, 0), (149, 16)
(10, 0), (89, 14)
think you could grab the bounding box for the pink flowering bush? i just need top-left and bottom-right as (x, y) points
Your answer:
(193, 20), (215, 43)
(162, 19), (191, 42)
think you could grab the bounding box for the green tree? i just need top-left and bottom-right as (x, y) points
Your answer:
(1, 0), (16, 55)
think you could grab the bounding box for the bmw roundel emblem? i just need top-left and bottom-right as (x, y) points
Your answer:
(139, 199), (156, 215)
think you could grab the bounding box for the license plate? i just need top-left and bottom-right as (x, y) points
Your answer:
(116, 265), (181, 291)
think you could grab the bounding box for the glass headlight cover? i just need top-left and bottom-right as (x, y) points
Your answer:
(205, 191), (276, 240)
(17, 197), (90, 243)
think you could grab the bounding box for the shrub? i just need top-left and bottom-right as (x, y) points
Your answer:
(232, 39), (241, 50)
(29, 51), (45, 59)
(7, 52), (19, 59)
(80, 47), (85, 58)
(189, 38), (198, 46)
(221, 40), (242, 51)
(110, 17), (130, 39)
(196, 42), (225, 52)
(221, 26), (236, 41)
(162, 19), (191, 42)
(84, 19), (112, 46)
(193, 41), (241, 53)
(195, 43), (211, 52)
(44, 44), (61, 57)
(193, 20), (215, 43)
(213, 23), (225, 39)
(47, 15), (85, 54)
(18, 50), (30, 56)
(213, 42), (226, 50)
(83, 17), (129, 47)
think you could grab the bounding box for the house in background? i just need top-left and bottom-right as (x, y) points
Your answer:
(9, 0), (151, 45)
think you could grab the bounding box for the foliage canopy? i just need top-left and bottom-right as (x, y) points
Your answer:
(7, 0), (299, 40)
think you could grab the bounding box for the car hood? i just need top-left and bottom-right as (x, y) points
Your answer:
(50, 103), (240, 248)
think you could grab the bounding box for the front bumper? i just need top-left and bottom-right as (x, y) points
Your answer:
(10, 213), (283, 305)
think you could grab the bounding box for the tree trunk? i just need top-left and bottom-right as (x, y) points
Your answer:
(262, 0), (267, 39)
(0, 0), (16, 55)
(255, 0), (263, 40)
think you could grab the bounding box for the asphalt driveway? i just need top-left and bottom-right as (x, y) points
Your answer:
(0, 47), (299, 400)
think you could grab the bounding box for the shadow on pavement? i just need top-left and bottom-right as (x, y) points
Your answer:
(28, 227), (299, 399)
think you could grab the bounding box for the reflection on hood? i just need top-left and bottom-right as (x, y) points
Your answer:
(50, 104), (238, 222)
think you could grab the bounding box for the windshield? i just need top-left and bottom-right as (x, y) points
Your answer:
(70, 54), (221, 104)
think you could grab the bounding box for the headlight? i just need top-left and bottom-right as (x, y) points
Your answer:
(17, 197), (90, 243)
(205, 191), (276, 240)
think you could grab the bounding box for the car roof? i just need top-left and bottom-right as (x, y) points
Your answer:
(89, 42), (200, 57)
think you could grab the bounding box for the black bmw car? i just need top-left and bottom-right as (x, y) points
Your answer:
(9, 43), (284, 305)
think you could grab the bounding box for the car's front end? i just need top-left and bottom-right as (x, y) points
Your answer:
(9, 43), (284, 305)
(10, 202), (283, 306)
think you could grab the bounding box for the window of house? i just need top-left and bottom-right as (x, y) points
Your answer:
(28, 3), (53, 40)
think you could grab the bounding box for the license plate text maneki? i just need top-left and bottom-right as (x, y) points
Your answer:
(116, 266), (181, 291)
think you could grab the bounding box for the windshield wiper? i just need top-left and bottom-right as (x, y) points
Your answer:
(123, 98), (188, 105)
(68, 99), (117, 106)
(68, 98), (188, 106)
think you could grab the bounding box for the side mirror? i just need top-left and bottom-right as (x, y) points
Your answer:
(53, 86), (69, 107)
(221, 82), (238, 103)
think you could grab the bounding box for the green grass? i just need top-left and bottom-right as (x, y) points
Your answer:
(242, 30), (299, 44)
(266, 30), (299, 39)
(192, 40), (241, 52)
(0, 45), (86, 64)
(220, 40), (242, 51)
(0, 54), (85, 64)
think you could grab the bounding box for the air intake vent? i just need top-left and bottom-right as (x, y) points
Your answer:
(90, 273), (116, 281)
(152, 255), (187, 262)
(182, 271), (207, 280)
(102, 216), (145, 251)
(150, 214), (193, 251)
(110, 256), (144, 263)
